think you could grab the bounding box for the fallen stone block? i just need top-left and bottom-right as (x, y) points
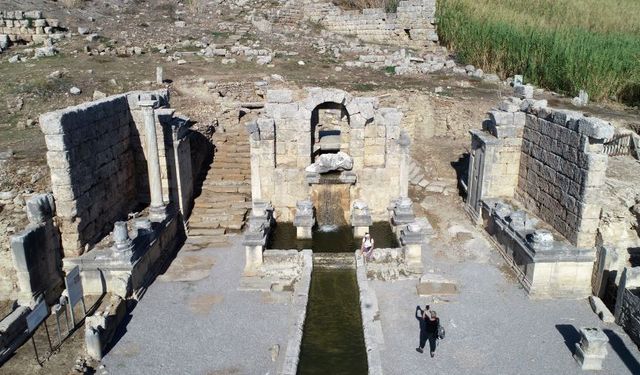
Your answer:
(589, 296), (615, 323)
(416, 273), (458, 296)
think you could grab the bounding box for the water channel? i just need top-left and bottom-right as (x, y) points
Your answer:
(268, 221), (398, 374)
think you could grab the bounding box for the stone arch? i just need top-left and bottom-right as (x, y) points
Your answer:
(310, 101), (351, 162)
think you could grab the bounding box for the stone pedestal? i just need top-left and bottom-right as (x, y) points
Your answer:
(574, 327), (609, 370)
(293, 200), (314, 240)
(243, 203), (274, 274)
(390, 197), (415, 230)
(112, 221), (134, 262)
(351, 199), (372, 237)
(399, 222), (424, 266)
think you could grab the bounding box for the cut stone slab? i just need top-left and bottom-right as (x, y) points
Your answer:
(589, 296), (615, 323)
(417, 273), (458, 296)
(418, 178), (429, 188)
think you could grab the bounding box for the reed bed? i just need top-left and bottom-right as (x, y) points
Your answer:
(436, 0), (640, 105)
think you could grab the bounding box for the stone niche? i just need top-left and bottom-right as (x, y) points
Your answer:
(247, 87), (405, 222)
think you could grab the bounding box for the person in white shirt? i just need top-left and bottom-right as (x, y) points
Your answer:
(360, 233), (374, 260)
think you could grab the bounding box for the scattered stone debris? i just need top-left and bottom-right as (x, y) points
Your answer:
(70, 86), (82, 95)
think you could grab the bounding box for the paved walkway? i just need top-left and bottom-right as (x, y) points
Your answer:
(372, 225), (640, 375)
(102, 235), (292, 375)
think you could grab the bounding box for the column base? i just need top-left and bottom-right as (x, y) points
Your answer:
(296, 226), (313, 240)
(149, 204), (167, 222)
(244, 245), (264, 275)
(353, 226), (370, 238)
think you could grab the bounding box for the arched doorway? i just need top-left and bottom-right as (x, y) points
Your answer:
(310, 102), (350, 162)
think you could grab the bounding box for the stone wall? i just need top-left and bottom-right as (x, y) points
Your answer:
(250, 88), (404, 221)
(618, 288), (640, 347)
(39, 89), (195, 259)
(467, 97), (613, 248)
(10, 194), (63, 304)
(515, 107), (612, 248)
(305, 0), (437, 47)
(0, 10), (63, 52)
(40, 95), (141, 256)
(615, 267), (640, 347)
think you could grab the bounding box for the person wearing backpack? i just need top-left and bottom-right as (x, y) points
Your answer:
(416, 306), (441, 357)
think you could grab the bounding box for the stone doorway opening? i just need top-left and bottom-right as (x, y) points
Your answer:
(311, 102), (350, 162)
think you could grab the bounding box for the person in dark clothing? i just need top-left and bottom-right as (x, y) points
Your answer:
(416, 305), (440, 357)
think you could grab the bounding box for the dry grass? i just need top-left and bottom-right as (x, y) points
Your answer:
(60, 0), (85, 8)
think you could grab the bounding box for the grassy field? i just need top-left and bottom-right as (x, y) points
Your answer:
(436, 0), (640, 105)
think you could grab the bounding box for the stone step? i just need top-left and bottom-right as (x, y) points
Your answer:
(192, 207), (249, 215)
(201, 180), (249, 187)
(189, 213), (247, 223)
(410, 173), (424, 185)
(193, 193), (248, 203)
(313, 253), (356, 269)
(186, 235), (229, 247)
(199, 185), (244, 194)
(188, 227), (226, 236)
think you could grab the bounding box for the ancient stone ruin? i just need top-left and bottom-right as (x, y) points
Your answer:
(0, 10), (64, 53)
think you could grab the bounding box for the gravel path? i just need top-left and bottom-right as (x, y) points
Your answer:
(102, 235), (291, 375)
(373, 235), (640, 375)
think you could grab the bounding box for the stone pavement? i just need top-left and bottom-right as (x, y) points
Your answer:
(372, 232), (640, 375)
(102, 235), (291, 374)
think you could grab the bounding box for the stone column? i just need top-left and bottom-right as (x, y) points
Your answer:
(251, 153), (262, 210)
(139, 99), (167, 221)
(398, 131), (411, 198)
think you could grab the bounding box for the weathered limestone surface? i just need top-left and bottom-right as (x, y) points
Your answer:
(516, 107), (612, 248)
(10, 194), (63, 304)
(0, 10), (64, 51)
(39, 90), (193, 257)
(250, 87), (404, 221)
(467, 97), (613, 249)
(40, 94), (141, 256)
(614, 267), (640, 348)
(305, 0), (437, 48)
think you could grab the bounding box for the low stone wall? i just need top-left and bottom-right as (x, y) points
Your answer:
(63, 215), (181, 298)
(279, 250), (311, 375)
(356, 251), (384, 375)
(305, 0), (437, 48)
(0, 10), (63, 52)
(482, 198), (595, 298)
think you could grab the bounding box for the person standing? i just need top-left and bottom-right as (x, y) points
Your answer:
(360, 232), (375, 260)
(416, 306), (440, 357)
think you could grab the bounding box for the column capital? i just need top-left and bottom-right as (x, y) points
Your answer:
(138, 99), (158, 108)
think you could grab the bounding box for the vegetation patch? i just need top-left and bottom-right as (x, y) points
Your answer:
(437, 0), (640, 105)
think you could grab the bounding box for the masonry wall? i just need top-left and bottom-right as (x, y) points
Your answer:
(0, 10), (63, 51)
(40, 95), (139, 256)
(618, 288), (640, 347)
(306, 0), (437, 47)
(252, 88), (403, 221)
(10, 214), (63, 304)
(516, 111), (611, 248)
